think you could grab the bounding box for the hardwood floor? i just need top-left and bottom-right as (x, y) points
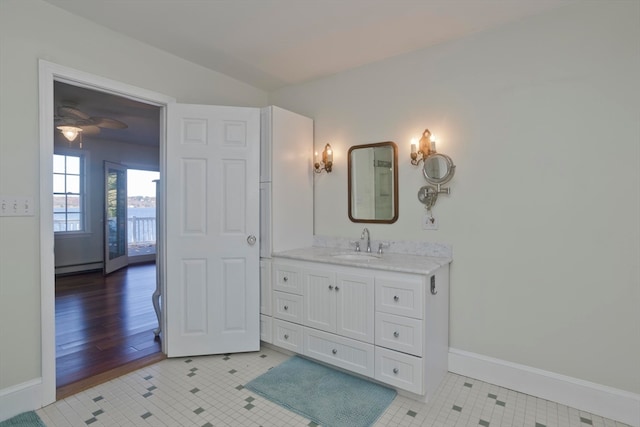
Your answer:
(55, 263), (164, 398)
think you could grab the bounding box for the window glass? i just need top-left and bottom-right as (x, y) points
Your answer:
(53, 154), (84, 233)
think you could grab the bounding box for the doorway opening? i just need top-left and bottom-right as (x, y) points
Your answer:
(52, 78), (164, 398)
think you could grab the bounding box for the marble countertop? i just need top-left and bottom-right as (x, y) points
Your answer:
(271, 246), (452, 275)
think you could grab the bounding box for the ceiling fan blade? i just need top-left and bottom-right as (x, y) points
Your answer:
(79, 125), (101, 135)
(58, 106), (90, 120)
(91, 117), (128, 129)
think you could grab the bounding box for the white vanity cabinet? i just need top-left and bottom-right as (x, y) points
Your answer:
(265, 255), (450, 401)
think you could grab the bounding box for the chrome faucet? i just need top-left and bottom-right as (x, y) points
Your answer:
(361, 227), (371, 253)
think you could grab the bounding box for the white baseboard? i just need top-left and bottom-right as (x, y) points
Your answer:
(449, 348), (640, 427)
(0, 378), (42, 422)
(55, 262), (103, 275)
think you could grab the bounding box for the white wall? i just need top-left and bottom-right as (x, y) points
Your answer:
(0, 0), (267, 395)
(270, 1), (640, 395)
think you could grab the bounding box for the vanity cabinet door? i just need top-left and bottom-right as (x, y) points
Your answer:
(336, 273), (374, 344)
(303, 269), (337, 333)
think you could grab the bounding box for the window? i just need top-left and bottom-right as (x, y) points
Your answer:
(53, 154), (85, 232)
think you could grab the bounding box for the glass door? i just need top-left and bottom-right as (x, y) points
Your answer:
(104, 162), (129, 274)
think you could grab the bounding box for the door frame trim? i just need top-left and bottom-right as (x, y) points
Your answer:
(38, 60), (175, 406)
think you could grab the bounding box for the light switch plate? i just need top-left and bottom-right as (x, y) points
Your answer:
(0, 196), (35, 216)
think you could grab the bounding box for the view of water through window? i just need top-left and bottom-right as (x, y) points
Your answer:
(127, 169), (159, 256)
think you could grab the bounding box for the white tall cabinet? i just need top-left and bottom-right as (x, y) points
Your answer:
(259, 106), (314, 343)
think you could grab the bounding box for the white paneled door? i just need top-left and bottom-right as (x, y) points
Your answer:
(165, 104), (260, 357)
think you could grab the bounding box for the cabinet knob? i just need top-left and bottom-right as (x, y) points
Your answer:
(283, 276), (288, 282)
(283, 305), (288, 311)
(284, 334), (289, 340)
(328, 285), (334, 290)
(393, 295), (399, 302)
(393, 331), (399, 338)
(332, 349), (337, 355)
(393, 368), (399, 374)
(335, 286), (339, 291)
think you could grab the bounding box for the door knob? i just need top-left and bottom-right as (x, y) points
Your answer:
(247, 235), (257, 245)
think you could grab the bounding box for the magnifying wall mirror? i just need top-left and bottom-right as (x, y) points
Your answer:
(422, 153), (455, 185)
(348, 141), (398, 223)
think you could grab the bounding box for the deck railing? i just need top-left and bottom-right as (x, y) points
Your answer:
(53, 217), (157, 245)
(128, 216), (156, 244)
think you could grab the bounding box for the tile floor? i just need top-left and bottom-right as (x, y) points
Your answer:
(37, 347), (629, 427)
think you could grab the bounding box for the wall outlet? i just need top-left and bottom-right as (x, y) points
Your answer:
(422, 214), (438, 230)
(0, 196), (35, 217)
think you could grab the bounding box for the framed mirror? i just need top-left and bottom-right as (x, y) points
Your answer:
(348, 141), (398, 223)
(422, 153), (455, 185)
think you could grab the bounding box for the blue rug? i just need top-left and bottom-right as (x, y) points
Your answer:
(0, 411), (46, 427)
(245, 356), (396, 427)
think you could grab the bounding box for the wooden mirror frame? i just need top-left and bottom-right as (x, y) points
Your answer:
(348, 141), (399, 224)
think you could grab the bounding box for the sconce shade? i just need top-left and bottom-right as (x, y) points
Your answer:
(57, 125), (83, 142)
(315, 143), (333, 173)
(410, 128), (434, 165)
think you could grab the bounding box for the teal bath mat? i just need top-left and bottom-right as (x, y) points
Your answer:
(246, 356), (396, 427)
(0, 411), (46, 427)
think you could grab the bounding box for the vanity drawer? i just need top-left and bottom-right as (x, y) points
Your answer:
(375, 275), (424, 319)
(303, 328), (374, 378)
(260, 314), (272, 343)
(273, 291), (303, 324)
(273, 319), (303, 353)
(272, 263), (303, 294)
(375, 312), (423, 357)
(375, 346), (423, 395)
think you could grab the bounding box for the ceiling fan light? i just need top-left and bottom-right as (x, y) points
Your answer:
(57, 125), (83, 142)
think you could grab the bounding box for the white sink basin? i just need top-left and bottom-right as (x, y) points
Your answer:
(330, 252), (381, 261)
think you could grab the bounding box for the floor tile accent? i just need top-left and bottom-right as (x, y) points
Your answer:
(37, 346), (631, 427)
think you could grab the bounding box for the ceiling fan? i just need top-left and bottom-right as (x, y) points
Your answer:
(55, 105), (128, 144)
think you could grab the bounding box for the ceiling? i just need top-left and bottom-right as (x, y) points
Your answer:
(48, 0), (575, 146)
(54, 81), (161, 147)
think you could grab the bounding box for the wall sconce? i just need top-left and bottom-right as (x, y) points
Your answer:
(410, 128), (436, 165)
(314, 143), (333, 173)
